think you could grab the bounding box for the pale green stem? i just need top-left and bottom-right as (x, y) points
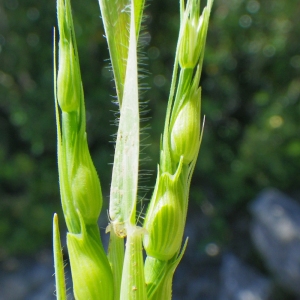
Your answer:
(107, 228), (125, 300)
(53, 214), (67, 300)
(120, 226), (147, 300)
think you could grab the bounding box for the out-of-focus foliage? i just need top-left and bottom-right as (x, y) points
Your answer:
(0, 0), (114, 255)
(0, 0), (299, 264)
(198, 0), (300, 245)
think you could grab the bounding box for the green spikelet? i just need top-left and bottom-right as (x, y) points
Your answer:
(71, 133), (103, 225)
(143, 160), (186, 261)
(56, 0), (81, 112)
(170, 66), (202, 165)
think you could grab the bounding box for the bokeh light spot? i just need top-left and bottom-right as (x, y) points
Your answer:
(239, 15), (252, 28)
(269, 115), (283, 128)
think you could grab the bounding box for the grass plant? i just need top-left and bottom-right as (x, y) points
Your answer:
(53, 0), (213, 298)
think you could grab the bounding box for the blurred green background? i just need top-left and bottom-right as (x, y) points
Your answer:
(0, 0), (299, 260)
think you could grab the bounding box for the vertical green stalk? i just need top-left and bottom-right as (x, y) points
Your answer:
(53, 214), (67, 300)
(120, 225), (147, 300)
(107, 226), (124, 299)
